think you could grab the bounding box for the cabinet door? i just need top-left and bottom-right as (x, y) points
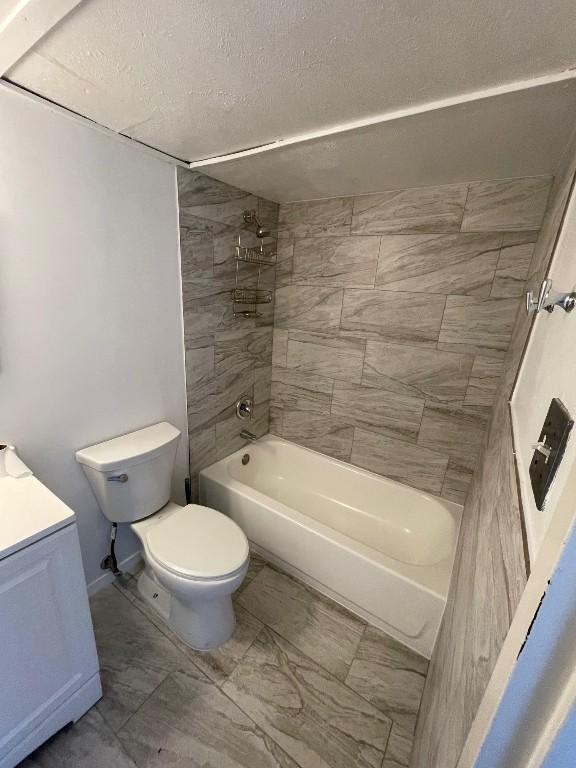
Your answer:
(0, 524), (99, 760)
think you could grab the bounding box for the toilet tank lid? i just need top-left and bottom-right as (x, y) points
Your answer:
(75, 422), (181, 472)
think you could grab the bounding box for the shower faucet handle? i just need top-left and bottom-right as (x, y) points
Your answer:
(235, 396), (253, 420)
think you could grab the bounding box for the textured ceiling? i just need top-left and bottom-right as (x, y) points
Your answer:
(199, 80), (576, 202)
(5, 0), (576, 199)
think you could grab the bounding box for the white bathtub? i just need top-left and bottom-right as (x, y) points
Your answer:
(199, 436), (462, 657)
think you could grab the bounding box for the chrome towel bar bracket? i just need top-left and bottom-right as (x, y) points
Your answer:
(526, 278), (576, 315)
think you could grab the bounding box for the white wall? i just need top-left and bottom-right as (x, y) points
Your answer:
(0, 84), (188, 588)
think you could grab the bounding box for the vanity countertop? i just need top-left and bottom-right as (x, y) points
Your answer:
(0, 448), (75, 560)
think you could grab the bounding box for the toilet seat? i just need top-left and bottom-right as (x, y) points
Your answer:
(144, 504), (249, 581)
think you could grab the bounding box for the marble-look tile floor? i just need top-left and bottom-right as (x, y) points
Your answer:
(22, 556), (428, 768)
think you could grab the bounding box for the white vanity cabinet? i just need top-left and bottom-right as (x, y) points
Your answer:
(0, 449), (101, 768)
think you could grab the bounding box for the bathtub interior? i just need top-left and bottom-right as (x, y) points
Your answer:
(227, 437), (460, 568)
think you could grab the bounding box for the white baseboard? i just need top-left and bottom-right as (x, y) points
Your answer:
(86, 550), (143, 596)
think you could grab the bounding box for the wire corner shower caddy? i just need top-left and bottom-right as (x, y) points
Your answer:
(232, 209), (277, 319)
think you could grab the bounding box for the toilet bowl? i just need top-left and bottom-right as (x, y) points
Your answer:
(132, 502), (249, 649)
(75, 422), (249, 650)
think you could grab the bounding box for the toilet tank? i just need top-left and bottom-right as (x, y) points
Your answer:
(75, 422), (181, 523)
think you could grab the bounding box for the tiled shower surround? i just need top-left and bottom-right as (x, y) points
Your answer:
(270, 176), (552, 503)
(177, 168), (278, 496)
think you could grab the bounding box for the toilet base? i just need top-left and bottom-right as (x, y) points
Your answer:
(169, 593), (235, 651)
(136, 567), (236, 651)
(137, 567), (171, 621)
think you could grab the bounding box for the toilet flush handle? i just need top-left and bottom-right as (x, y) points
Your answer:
(107, 473), (128, 483)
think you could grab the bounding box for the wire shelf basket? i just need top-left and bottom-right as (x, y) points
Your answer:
(235, 243), (276, 266)
(232, 287), (273, 305)
(234, 309), (263, 319)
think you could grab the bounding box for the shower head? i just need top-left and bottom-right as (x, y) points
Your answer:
(243, 209), (269, 239)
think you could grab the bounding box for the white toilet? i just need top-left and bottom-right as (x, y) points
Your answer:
(76, 422), (249, 650)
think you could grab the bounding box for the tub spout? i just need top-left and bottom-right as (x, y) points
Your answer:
(240, 429), (258, 442)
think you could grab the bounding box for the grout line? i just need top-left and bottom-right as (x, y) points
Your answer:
(115, 671), (174, 735)
(459, 184), (471, 231)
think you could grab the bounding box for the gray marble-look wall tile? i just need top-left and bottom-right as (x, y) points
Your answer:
(272, 328), (289, 367)
(182, 276), (242, 340)
(439, 296), (520, 351)
(271, 366), (333, 415)
(269, 405), (284, 435)
(275, 284), (343, 332)
(351, 184), (467, 235)
(254, 363), (272, 406)
(118, 667), (299, 768)
(238, 566), (365, 680)
(179, 166), (278, 477)
(185, 338), (214, 388)
(362, 341), (473, 404)
(222, 628), (391, 768)
(437, 342), (506, 360)
(282, 410), (354, 462)
(461, 176), (552, 232)
(440, 461), (473, 505)
(180, 228), (214, 280)
(187, 364), (253, 433)
(179, 208), (235, 236)
(258, 198), (280, 230)
(177, 167), (249, 207)
(490, 238), (535, 298)
(189, 425), (217, 478)
(215, 409), (256, 460)
(286, 331), (365, 383)
(292, 235), (380, 287)
(463, 355), (505, 407)
(215, 328), (272, 388)
(275, 239), (294, 288)
(331, 382), (424, 443)
(184, 192), (259, 230)
(341, 289), (445, 347)
(376, 233), (501, 296)
(417, 404), (488, 470)
(212, 371), (269, 458)
(350, 429), (448, 495)
(279, 197), (353, 238)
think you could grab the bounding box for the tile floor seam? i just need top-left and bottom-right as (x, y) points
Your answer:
(238, 568), (366, 681)
(270, 624), (395, 730)
(222, 624), (395, 768)
(209, 624), (312, 768)
(347, 621), (369, 669)
(112, 669), (175, 739)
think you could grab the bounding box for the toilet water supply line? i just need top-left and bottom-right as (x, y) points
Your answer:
(101, 523), (121, 575)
